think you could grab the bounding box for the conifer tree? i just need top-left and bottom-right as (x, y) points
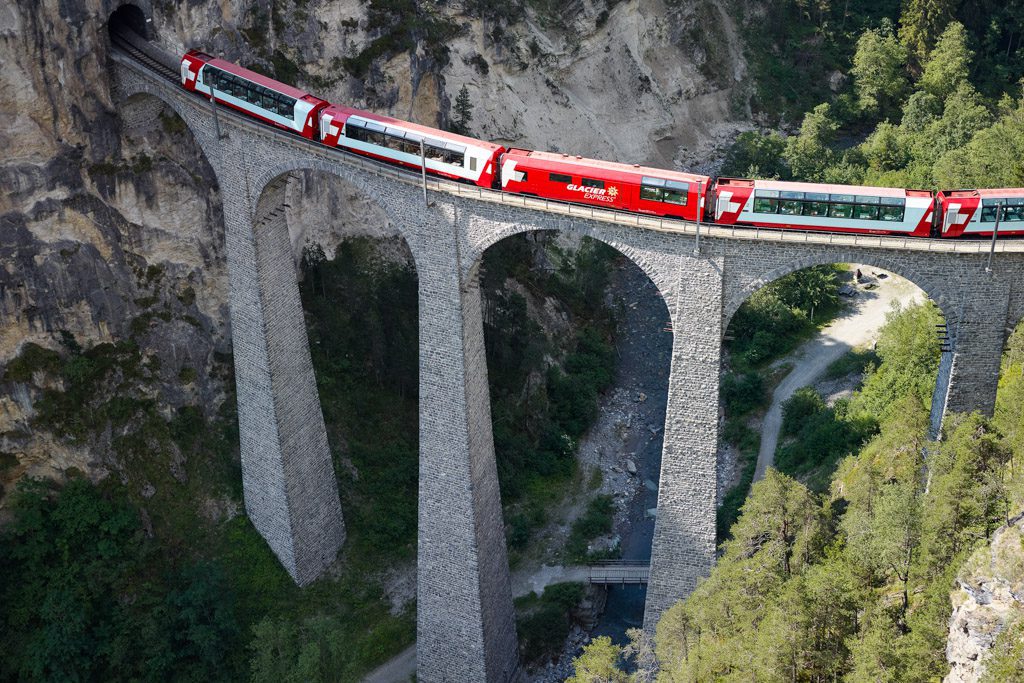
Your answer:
(898, 0), (958, 62)
(452, 84), (474, 135)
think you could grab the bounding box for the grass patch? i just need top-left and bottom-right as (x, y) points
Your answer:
(823, 348), (879, 381)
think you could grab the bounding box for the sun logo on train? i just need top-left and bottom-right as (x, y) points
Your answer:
(608, 186), (619, 198)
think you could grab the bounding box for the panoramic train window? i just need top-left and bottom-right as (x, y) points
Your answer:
(641, 177), (689, 204)
(981, 198), (1024, 222)
(550, 173), (572, 184)
(827, 195), (854, 219)
(663, 180), (689, 205)
(582, 178), (605, 190)
(640, 177), (665, 202)
(751, 189), (904, 221)
(802, 193), (829, 216)
(854, 203), (879, 220)
(203, 67), (296, 117)
(779, 191), (803, 215)
(879, 197), (905, 221)
(752, 190), (779, 213)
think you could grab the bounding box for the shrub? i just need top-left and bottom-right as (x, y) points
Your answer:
(721, 371), (766, 416)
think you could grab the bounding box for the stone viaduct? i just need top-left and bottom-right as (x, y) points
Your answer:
(108, 27), (1024, 682)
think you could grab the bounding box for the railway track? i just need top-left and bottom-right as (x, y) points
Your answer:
(110, 32), (178, 83)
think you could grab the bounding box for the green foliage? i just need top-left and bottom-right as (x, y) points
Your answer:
(898, 0), (958, 61)
(727, 265), (842, 369)
(249, 611), (412, 683)
(720, 371), (766, 416)
(481, 234), (619, 553)
(450, 84), (474, 135)
(656, 317), (1024, 682)
(824, 347), (878, 380)
(716, 418), (760, 542)
(2, 343), (62, 382)
(851, 20), (910, 118)
(565, 636), (628, 683)
(982, 618), (1024, 682)
(773, 302), (942, 490)
(342, 0), (458, 77)
(863, 121), (911, 171)
(785, 103), (841, 181)
(300, 239), (419, 561)
(719, 130), (789, 178)
(516, 582), (587, 665)
(657, 471), (828, 680)
(932, 96), (1024, 188)
(0, 478), (243, 681)
(729, 6), (1024, 190)
(849, 301), (942, 418)
(777, 392), (876, 491)
(920, 22), (973, 100)
(735, 0), (902, 122)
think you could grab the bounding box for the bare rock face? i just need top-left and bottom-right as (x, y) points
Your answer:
(944, 515), (1024, 683)
(0, 1), (229, 500)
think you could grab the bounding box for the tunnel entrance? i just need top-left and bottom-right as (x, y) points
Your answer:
(108, 4), (149, 41)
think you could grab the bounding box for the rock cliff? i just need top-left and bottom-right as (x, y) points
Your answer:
(944, 515), (1024, 682)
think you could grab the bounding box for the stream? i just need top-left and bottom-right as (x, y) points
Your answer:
(588, 261), (672, 643)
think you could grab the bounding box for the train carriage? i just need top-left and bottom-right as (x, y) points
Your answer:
(180, 50), (328, 139)
(937, 189), (1024, 237)
(176, 49), (1024, 242)
(319, 105), (504, 187)
(714, 178), (935, 237)
(499, 149), (710, 222)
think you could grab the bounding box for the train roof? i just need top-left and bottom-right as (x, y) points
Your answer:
(939, 188), (1024, 198)
(504, 148), (710, 185)
(719, 177), (932, 198)
(200, 56), (321, 102)
(323, 104), (504, 152)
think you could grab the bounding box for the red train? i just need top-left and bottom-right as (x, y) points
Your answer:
(180, 50), (1024, 239)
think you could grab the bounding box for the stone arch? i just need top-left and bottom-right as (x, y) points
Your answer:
(107, 2), (153, 41)
(722, 251), (955, 335)
(465, 216), (670, 303)
(248, 159), (424, 273)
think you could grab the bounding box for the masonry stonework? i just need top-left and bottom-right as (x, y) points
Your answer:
(112, 54), (1024, 681)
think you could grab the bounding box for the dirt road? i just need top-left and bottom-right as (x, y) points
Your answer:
(753, 267), (923, 482)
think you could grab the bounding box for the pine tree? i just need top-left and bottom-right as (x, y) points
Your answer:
(898, 0), (958, 62)
(452, 85), (474, 135)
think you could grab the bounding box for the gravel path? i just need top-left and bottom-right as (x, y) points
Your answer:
(753, 267), (923, 482)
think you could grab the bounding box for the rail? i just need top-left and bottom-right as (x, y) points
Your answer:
(109, 40), (1024, 255)
(587, 561), (650, 585)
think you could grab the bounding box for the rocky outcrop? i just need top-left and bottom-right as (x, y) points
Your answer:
(945, 515), (1024, 682)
